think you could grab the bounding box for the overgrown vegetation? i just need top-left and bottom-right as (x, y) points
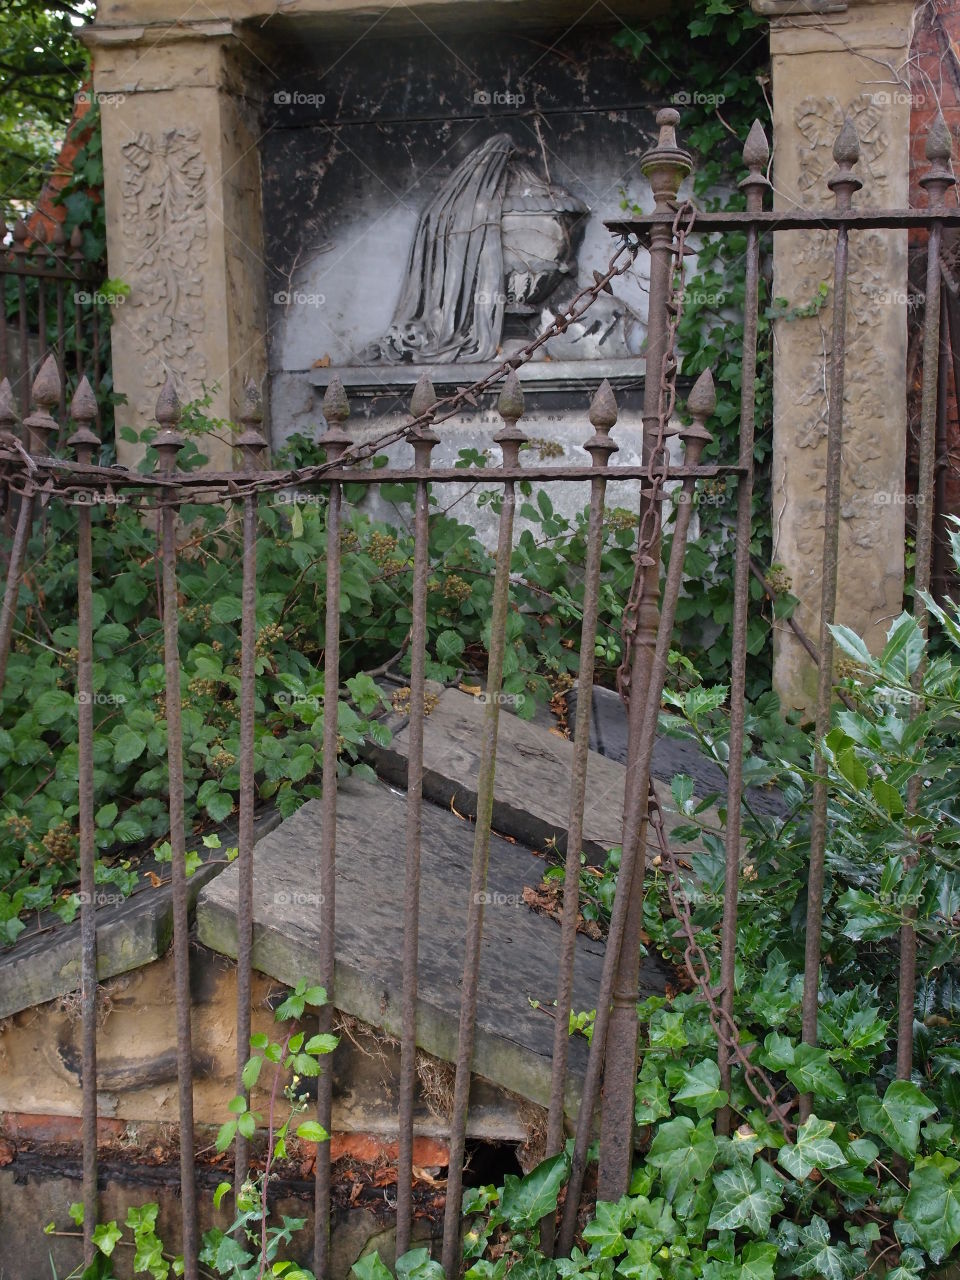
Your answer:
(0, 425), (646, 941)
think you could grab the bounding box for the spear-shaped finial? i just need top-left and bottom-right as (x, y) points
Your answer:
(584, 379), (619, 466)
(24, 353), (62, 455)
(920, 112), (956, 208)
(67, 375), (101, 460)
(827, 117), (862, 210)
(320, 376), (351, 459)
(680, 368), (715, 466)
(740, 120), (771, 213)
(236, 376), (268, 469)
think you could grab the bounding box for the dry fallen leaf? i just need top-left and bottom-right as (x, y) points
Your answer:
(311, 355), (331, 368)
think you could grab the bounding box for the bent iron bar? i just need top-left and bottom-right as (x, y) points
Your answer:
(154, 375), (200, 1279)
(799, 120), (861, 1122)
(315, 377), (350, 1274)
(69, 374), (101, 1265)
(233, 381), (268, 1202)
(717, 121), (770, 1133)
(540, 379), (619, 1257)
(396, 374), (440, 1258)
(899, 117), (957, 1082)
(440, 371), (527, 1280)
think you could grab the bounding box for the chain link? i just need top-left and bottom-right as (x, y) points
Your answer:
(616, 202), (696, 706)
(648, 783), (796, 1136)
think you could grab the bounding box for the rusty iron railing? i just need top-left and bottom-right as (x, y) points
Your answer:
(0, 108), (958, 1277)
(1, 217), (104, 425)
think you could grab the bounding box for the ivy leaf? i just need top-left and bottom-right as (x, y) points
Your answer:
(92, 1221), (122, 1256)
(351, 1253), (394, 1280)
(902, 1154), (960, 1263)
(740, 1242), (777, 1280)
(672, 1059), (728, 1117)
(857, 1081), (937, 1159)
(395, 1247), (445, 1280)
(436, 629), (465, 664)
(647, 1116), (718, 1200)
(499, 1153), (568, 1227)
(778, 1115), (846, 1179)
(793, 1216), (859, 1280)
(708, 1161), (783, 1236)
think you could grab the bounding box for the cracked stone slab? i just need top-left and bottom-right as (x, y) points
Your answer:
(367, 686), (697, 862)
(196, 776), (669, 1116)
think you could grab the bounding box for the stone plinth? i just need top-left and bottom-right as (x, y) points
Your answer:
(764, 0), (917, 715)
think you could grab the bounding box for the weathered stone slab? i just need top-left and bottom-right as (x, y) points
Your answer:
(568, 683), (788, 818)
(0, 809), (282, 1020)
(196, 778), (669, 1115)
(367, 686), (694, 862)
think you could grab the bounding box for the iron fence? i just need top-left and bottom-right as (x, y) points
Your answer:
(0, 108), (959, 1278)
(0, 214), (104, 426)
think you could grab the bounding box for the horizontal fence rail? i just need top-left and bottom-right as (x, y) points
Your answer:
(0, 107), (956, 1277)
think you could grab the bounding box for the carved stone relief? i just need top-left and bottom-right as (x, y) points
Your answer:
(364, 133), (642, 365)
(120, 128), (209, 405)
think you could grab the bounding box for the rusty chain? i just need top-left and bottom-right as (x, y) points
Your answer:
(0, 236), (644, 510)
(607, 200), (795, 1137)
(616, 201), (695, 707)
(649, 781), (795, 1136)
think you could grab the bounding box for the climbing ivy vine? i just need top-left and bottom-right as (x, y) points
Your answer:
(616, 0), (786, 699)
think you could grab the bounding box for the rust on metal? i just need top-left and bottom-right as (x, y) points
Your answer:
(441, 372), (527, 1279)
(800, 119), (862, 1120)
(718, 121), (770, 1134)
(397, 372), (439, 1258)
(541, 380), (619, 1256)
(68, 375), (101, 1263)
(154, 374), (200, 1279)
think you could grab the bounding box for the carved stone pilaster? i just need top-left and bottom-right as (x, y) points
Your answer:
(764, 0), (918, 715)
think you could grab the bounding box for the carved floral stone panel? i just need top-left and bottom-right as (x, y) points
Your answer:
(119, 127), (209, 413)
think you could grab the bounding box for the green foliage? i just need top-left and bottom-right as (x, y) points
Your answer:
(615, 1), (791, 696)
(0, 417), (667, 936)
(0, 0), (92, 220)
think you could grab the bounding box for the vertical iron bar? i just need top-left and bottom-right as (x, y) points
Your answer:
(69, 376), (101, 1262)
(314, 378), (351, 1276)
(54, 224), (67, 424)
(898, 116), (955, 1082)
(234, 381), (267, 1199)
(441, 372), (526, 1280)
(0, 217), (8, 383)
(0, 377), (25, 692)
(597, 109), (690, 1205)
(154, 375), (199, 1278)
(930, 290), (949, 605)
(0, 357), (60, 692)
(397, 374), (439, 1259)
(540, 381), (619, 1256)
(717, 121), (770, 1134)
(13, 220), (29, 417)
(557, 371), (716, 1256)
(800, 121), (862, 1119)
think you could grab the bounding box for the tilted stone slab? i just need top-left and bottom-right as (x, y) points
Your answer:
(197, 777), (669, 1115)
(367, 687), (693, 862)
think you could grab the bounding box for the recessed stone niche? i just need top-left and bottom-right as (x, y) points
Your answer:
(261, 19), (679, 533)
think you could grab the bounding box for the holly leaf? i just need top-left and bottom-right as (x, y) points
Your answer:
(857, 1081), (937, 1159)
(902, 1154), (960, 1263)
